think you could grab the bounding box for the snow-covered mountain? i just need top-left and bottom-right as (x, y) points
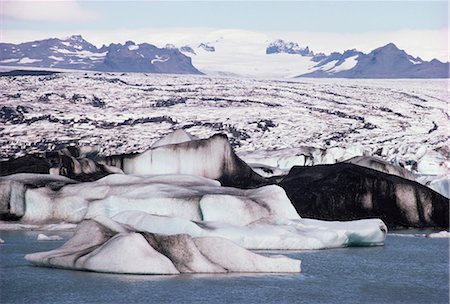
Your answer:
(1, 34), (448, 78)
(0, 35), (202, 74)
(266, 39), (313, 56)
(299, 43), (449, 78)
(178, 37), (448, 78)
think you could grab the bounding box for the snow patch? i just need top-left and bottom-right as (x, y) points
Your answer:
(128, 44), (139, 51)
(18, 57), (42, 64)
(48, 56), (64, 62)
(151, 55), (170, 64)
(409, 59), (422, 65)
(0, 59), (19, 63)
(331, 55), (359, 73)
(51, 47), (107, 58)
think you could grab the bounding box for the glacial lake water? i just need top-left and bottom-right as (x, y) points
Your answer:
(0, 230), (448, 304)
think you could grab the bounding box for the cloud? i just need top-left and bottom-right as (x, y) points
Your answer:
(1, 0), (98, 22)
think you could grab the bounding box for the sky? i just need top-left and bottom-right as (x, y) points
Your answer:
(0, 1), (448, 61)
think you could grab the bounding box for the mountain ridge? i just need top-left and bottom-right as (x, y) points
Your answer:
(1, 35), (448, 78)
(0, 35), (202, 75)
(298, 43), (449, 78)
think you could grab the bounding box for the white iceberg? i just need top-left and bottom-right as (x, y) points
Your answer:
(25, 218), (301, 274)
(37, 234), (63, 241)
(113, 211), (386, 250)
(426, 231), (450, 238)
(2, 173), (386, 250)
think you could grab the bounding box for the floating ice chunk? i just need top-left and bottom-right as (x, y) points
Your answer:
(0, 222), (77, 231)
(0, 174), (77, 220)
(3, 172), (284, 225)
(107, 134), (265, 188)
(0, 238), (4, 244)
(25, 218), (301, 274)
(113, 211), (386, 250)
(427, 231), (450, 238)
(37, 234), (63, 241)
(1, 172), (387, 248)
(280, 163), (449, 229)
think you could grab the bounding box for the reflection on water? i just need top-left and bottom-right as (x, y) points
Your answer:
(0, 230), (448, 304)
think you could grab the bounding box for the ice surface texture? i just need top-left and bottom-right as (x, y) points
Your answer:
(0, 75), (447, 177)
(25, 217), (301, 274)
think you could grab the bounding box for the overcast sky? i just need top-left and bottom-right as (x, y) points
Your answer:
(0, 1), (448, 61)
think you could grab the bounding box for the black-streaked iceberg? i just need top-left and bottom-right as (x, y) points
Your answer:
(25, 217), (301, 274)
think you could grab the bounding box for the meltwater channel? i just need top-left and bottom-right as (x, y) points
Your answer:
(0, 230), (448, 304)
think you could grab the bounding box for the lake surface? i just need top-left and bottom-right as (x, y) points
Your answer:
(0, 230), (448, 304)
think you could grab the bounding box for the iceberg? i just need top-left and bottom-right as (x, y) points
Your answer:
(0, 173), (77, 220)
(37, 233), (63, 241)
(426, 231), (450, 238)
(279, 163), (449, 229)
(113, 211), (386, 250)
(25, 218), (301, 274)
(1, 172), (386, 250)
(102, 134), (266, 188)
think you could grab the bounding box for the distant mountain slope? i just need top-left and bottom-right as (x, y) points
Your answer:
(298, 43), (449, 78)
(0, 35), (202, 75)
(1, 35), (448, 78)
(266, 39), (313, 56)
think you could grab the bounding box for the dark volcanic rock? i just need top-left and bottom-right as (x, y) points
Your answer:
(279, 163), (448, 229)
